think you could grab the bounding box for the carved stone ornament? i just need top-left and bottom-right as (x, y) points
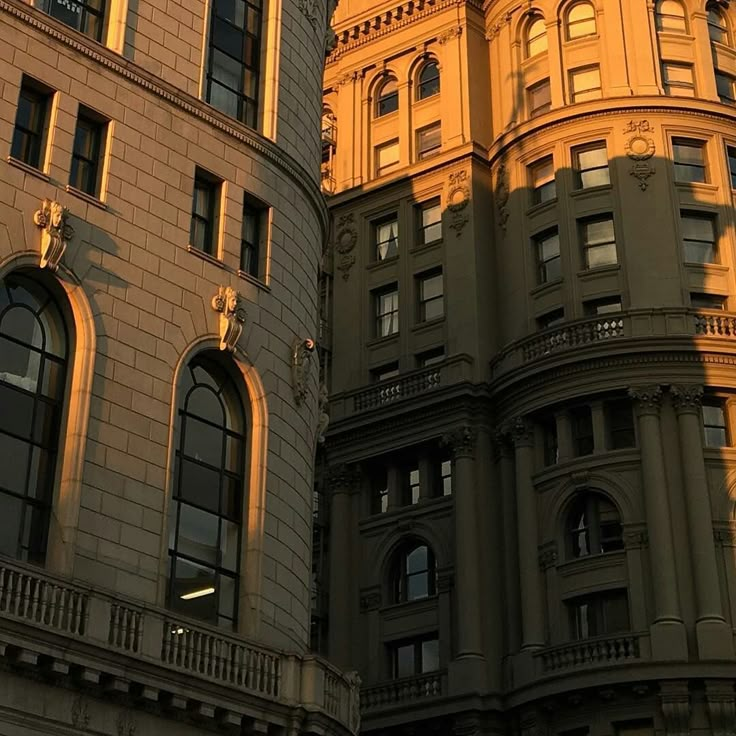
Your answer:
(511, 416), (534, 446)
(336, 70), (360, 87)
(34, 199), (73, 272)
(291, 337), (316, 406)
(316, 382), (330, 443)
(494, 160), (510, 231)
(326, 463), (359, 492)
(628, 384), (663, 412)
(70, 694), (90, 729)
(359, 589), (381, 611)
(297, 0), (319, 29)
(660, 680), (691, 736)
(705, 680), (736, 736)
(671, 384), (704, 413)
(623, 525), (649, 549)
(625, 120), (656, 190)
(441, 425), (477, 458)
(345, 670), (362, 734)
(447, 171), (471, 236)
(211, 286), (246, 352)
(334, 213), (358, 280)
(438, 25), (462, 44)
(486, 11), (513, 40)
(538, 542), (558, 570)
(116, 709), (137, 736)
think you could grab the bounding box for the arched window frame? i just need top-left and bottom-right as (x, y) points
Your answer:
(707, 3), (730, 45)
(166, 352), (250, 630)
(565, 1), (597, 40)
(565, 490), (624, 559)
(392, 541), (437, 603)
(416, 59), (440, 100)
(0, 270), (69, 564)
(655, 0), (689, 33)
(375, 75), (399, 117)
(525, 15), (548, 57)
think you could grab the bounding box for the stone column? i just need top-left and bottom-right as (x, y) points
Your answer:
(442, 426), (486, 691)
(512, 417), (545, 651)
(397, 81), (411, 165)
(327, 464), (358, 669)
(691, 11), (718, 100)
(555, 410), (573, 462)
(545, 19), (565, 108)
(671, 384), (733, 659)
(628, 386), (687, 660)
(335, 71), (361, 188)
(437, 26), (466, 148)
(591, 400), (606, 454)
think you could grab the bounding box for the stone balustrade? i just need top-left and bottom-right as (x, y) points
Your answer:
(537, 633), (641, 673)
(361, 670), (445, 710)
(0, 558), (359, 734)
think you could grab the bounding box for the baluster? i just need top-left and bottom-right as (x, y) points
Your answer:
(162, 625), (171, 662)
(134, 612), (142, 653)
(29, 579), (40, 622)
(110, 604), (120, 646)
(47, 585), (59, 627)
(20, 575), (31, 618)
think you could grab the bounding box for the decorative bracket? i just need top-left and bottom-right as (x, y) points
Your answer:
(211, 286), (246, 352)
(292, 337), (316, 406)
(34, 199), (73, 272)
(316, 382), (330, 443)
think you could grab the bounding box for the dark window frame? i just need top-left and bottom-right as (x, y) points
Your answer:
(11, 78), (53, 171)
(191, 169), (222, 257)
(672, 138), (707, 183)
(535, 229), (561, 284)
(417, 269), (444, 323)
(703, 401), (729, 447)
(581, 215), (618, 269)
(393, 543), (436, 603)
(43, 0), (106, 42)
(374, 284), (399, 338)
(573, 142), (610, 189)
(376, 77), (399, 117)
(417, 199), (442, 246)
(416, 60), (440, 100)
(240, 193), (267, 277)
(70, 106), (106, 197)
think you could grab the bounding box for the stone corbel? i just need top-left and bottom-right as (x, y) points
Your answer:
(211, 286), (246, 352)
(316, 382), (330, 443)
(292, 337), (316, 406)
(660, 680), (691, 736)
(705, 680), (736, 736)
(34, 199), (74, 272)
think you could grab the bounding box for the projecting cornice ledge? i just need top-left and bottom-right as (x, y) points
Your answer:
(0, 0), (329, 238)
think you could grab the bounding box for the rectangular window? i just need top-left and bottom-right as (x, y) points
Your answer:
(375, 216), (399, 261)
(528, 78), (551, 117)
(376, 139), (400, 175)
(571, 405), (594, 456)
(716, 72), (736, 105)
(406, 465), (420, 505)
(567, 590), (630, 640)
(392, 637), (439, 678)
(418, 200), (442, 245)
(537, 308), (565, 330)
(372, 363), (399, 382)
(417, 123), (441, 160)
(417, 270), (444, 322)
(690, 292), (725, 309)
(205, 0), (263, 127)
(375, 285), (399, 337)
(681, 212), (717, 263)
(241, 194), (267, 277)
(371, 468), (389, 514)
(570, 65), (602, 102)
(530, 156), (556, 204)
(673, 139), (707, 183)
(581, 216), (617, 269)
(584, 296), (622, 316)
(190, 169), (222, 256)
(418, 347), (445, 367)
(70, 107), (106, 197)
(727, 145), (736, 188)
(439, 457), (452, 496)
(43, 0), (105, 42)
(542, 416), (559, 466)
(573, 143), (610, 189)
(535, 229), (561, 284)
(614, 721), (654, 736)
(703, 402), (728, 447)
(662, 62), (695, 96)
(11, 78), (53, 170)
(605, 400), (635, 449)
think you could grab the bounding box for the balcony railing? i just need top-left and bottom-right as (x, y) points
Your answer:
(361, 670), (445, 710)
(0, 558), (359, 734)
(537, 633), (641, 673)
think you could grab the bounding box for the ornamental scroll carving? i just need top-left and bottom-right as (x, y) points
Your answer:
(291, 337), (316, 406)
(345, 670), (362, 734)
(316, 382), (330, 443)
(494, 160), (510, 231)
(115, 709), (137, 736)
(660, 681), (690, 736)
(334, 213), (358, 280)
(624, 120), (656, 190)
(297, 0), (319, 29)
(211, 286), (246, 352)
(447, 171), (471, 236)
(441, 425), (477, 458)
(671, 384), (704, 412)
(34, 199), (73, 272)
(628, 384), (663, 412)
(706, 680), (736, 736)
(70, 694), (90, 729)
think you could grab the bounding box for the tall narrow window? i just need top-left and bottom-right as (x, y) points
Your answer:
(727, 145), (736, 187)
(191, 169), (221, 256)
(655, 0), (687, 32)
(581, 216), (617, 269)
(417, 270), (444, 322)
(417, 123), (441, 160)
(703, 402), (728, 446)
(535, 229), (561, 284)
(241, 194), (267, 277)
(393, 543), (436, 602)
(0, 273), (68, 563)
(43, 0), (105, 41)
(375, 216), (399, 261)
(375, 285), (399, 337)
(526, 16), (548, 57)
(418, 200), (442, 245)
(605, 400), (635, 449)
(168, 354), (246, 628)
(716, 72), (736, 105)
(528, 78), (551, 116)
(567, 492), (624, 558)
(70, 107), (106, 197)
(392, 637), (439, 677)
(376, 139), (400, 176)
(566, 2), (597, 39)
(406, 465), (421, 505)
(416, 61), (440, 100)
(570, 66), (602, 102)
(571, 405), (594, 456)
(205, 0), (263, 127)
(681, 212), (717, 263)
(574, 143), (610, 189)
(530, 156), (556, 204)
(707, 5), (729, 44)
(376, 77), (399, 116)
(11, 78), (53, 170)
(662, 62), (695, 96)
(673, 139), (707, 182)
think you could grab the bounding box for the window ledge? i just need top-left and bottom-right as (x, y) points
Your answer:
(526, 198), (558, 217)
(410, 238), (443, 255)
(530, 278), (563, 297)
(684, 261), (729, 273)
(412, 317), (445, 334)
(366, 334), (400, 348)
(7, 156), (50, 182)
(577, 264), (620, 280)
(187, 244), (226, 268)
(675, 182), (719, 193)
(556, 551), (627, 577)
(570, 184), (612, 198)
(359, 495), (453, 528)
(237, 269), (270, 291)
(65, 184), (106, 209)
(367, 256), (400, 272)
(381, 595), (440, 617)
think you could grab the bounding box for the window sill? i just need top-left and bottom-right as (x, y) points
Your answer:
(684, 261), (728, 273)
(577, 264), (620, 280)
(412, 317), (445, 334)
(367, 256), (399, 272)
(237, 268), (270, 291)
(66, 184), (107, 209)
(675, 182), (720, 196)
(526, 198), (557, 217)
(556, 551), (627, 577)
(360, 495), (453, 527)
(530, 278), (563, 297)
(366, 334), (400, 348)
(381, 595), (440, 617)
(7, 156), (50, 182)
(410, 238), (443, 255)
(570, 184), (612, 198)
(187, 244), (225, 268)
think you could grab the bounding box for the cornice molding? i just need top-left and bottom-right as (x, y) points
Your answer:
(0, 0), (328, 237)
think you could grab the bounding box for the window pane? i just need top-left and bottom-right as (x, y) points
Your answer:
(218, 573), (237, 622)
(176, 503), (219, 564)
(395, 644), (414, 677)
(220, 518), (239, 571)
(407, 572), (428, 600)
(421, 639), (439, 672)
(183, 416), (224, 467)
(0, 434), (31, 496)
(0, 493), (22, 558)
(585, 219), (614, 245)
(170, 557), (218, 619)
(177, 458), (220, 512)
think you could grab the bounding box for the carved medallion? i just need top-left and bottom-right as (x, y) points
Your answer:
(447, 171), (471, 236)
(625, 120), (656, 190)
(34, 199), (73, 272)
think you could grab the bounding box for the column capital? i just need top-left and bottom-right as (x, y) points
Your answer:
(671, 384), (704, 414)
(628, 385), (663, 414)
(327, 463), (359, 493)
(442, 425), (477, 458)
(511, 416), (534, 447)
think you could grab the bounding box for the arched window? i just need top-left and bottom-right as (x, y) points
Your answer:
(0, 272), (68, 563)
(566, 492), (623, 559)
(526, 16), (548, 57)
(655, 0), (687, 32)
(167, 353), (246, 628)
(707, 4), (729, 44)
(566, 2), (597, 39)
(393, 542), (436, 602)
(417, 60), (440, 100)
(376, 77), (399, 117)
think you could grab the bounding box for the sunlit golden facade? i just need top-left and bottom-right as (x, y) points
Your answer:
(318, 0), (736, 734)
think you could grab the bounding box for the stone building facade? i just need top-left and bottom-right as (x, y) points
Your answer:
(318, 0), (736, 734)
(0, 0), (358, 734)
